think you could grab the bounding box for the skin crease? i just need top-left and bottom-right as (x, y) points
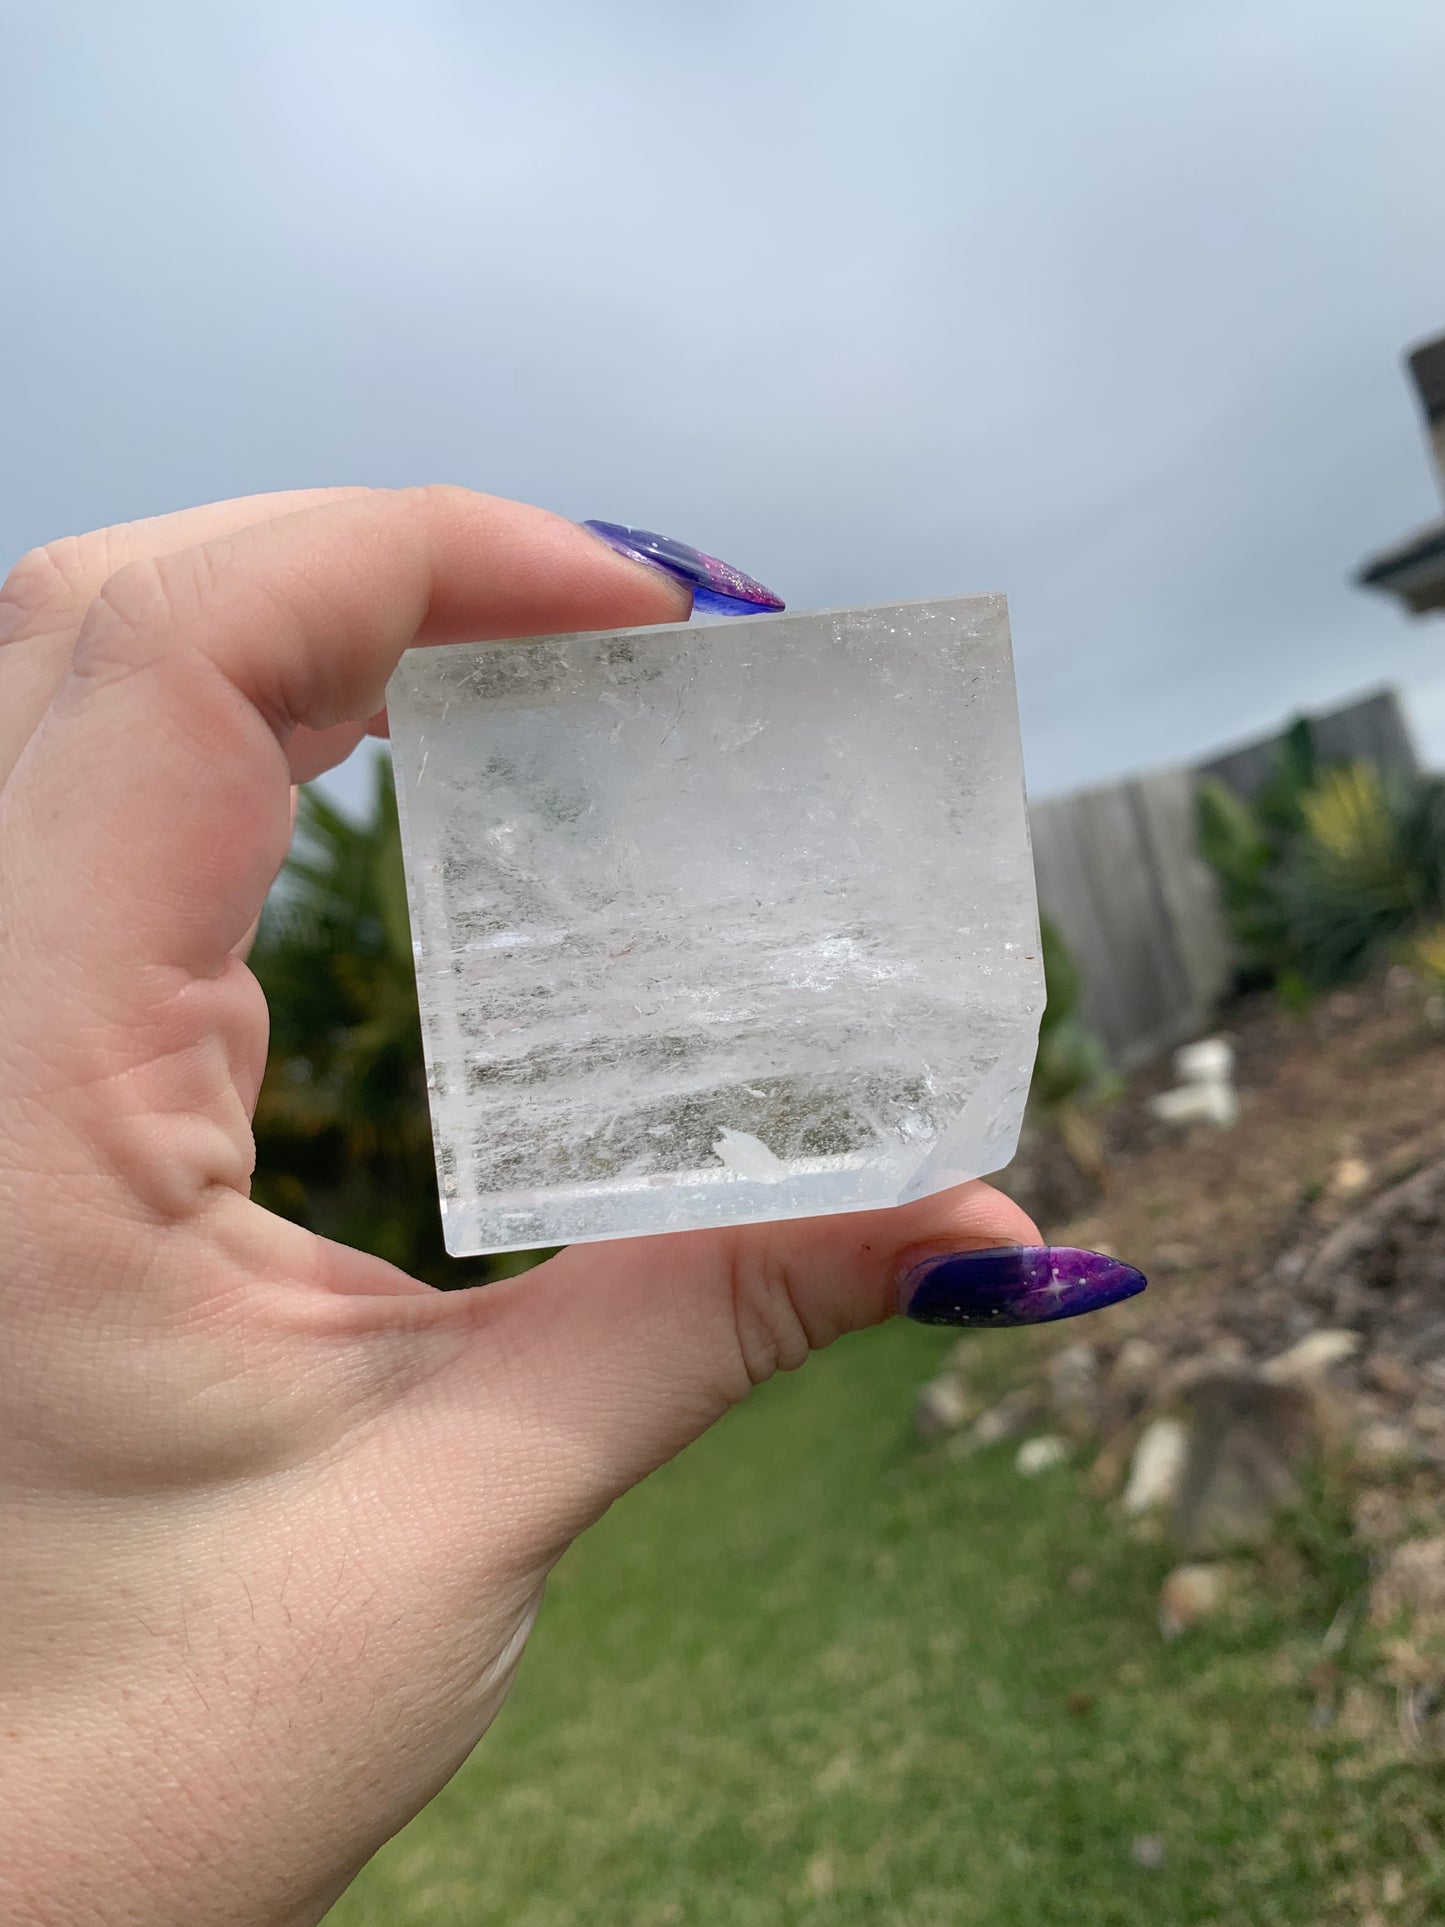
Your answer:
(0, 486), (1041, 1927)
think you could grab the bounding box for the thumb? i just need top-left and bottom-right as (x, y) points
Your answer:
(443, 1183), (1143, 1548)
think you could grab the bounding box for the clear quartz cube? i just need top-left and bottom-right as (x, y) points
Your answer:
(386, 595), (1043, 1254)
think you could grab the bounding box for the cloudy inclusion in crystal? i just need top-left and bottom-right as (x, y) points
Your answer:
(386, 596), (1044, 1254)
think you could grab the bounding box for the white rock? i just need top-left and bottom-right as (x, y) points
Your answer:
(1356, 1420), (1417, 1469)
(915, 1374), (974, 1441)
(1327, 1154), (1371, 1198)
(952, 1389), (1041, 1455)
(1263, 1328), (1361, 1384)
(1047, 1343), (1101, 1434)
(1015, 1435), (1070, 1475)
(1121, 1417), (1189, 1515)
(1174, 1037), (1233, 1082)
(1148, 1035), (1238, 1129)
(1110, 1337), (1164, 1392)
(1147, 1081), (1239, 1127)
(1159, 1562), (1241, 1638)
(1371, 1535), (1445, 1625)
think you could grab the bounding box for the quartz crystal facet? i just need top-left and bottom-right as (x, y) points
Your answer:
(386, 595), (1044, 1254)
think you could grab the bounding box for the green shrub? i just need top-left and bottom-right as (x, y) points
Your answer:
(249, 758), (537, 1285)
(1028, 915), (1121, 1176)
(1412, 922), (1445, 989)
(1196, 719), (1445, 995)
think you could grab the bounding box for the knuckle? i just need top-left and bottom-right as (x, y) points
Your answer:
(410, 481), (484, 529)
(415, 481), (471, 513)
(68, 557), (178, 689)
(0, 539), (83, 643)
(0, 526), (157, 646)
(725, 1238), (813, 1389)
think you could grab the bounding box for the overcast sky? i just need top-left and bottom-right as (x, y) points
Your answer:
(5, 0), (1445, 810)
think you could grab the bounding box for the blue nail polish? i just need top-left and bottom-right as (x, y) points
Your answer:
(898, 1246), (1146, 1329)
(582, 520), (785, 618)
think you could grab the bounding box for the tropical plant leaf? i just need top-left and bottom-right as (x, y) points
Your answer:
(248, 757), (537, 1287)
(1037, 913), (1081, 1036)
(1028, 918), (1120, 1175)
(1197, 734), (1445, 997)
(1410, 922), (1445, 992)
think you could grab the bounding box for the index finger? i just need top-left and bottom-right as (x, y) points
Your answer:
(0, 486), (374, 784)
(4, 485), (692, 983)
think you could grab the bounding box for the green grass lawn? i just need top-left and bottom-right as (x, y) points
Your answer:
(328, 1318), (1441, 1926)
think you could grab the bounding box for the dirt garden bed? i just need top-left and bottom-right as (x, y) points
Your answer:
(921, 966), (1445, 1742)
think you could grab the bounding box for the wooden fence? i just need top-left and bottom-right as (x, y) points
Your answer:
(1028, 687), (1422, 1069)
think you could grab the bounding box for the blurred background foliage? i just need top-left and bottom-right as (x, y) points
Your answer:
(1197, 718), (1445, 1000)
(1028, 914), (1122, 1181)
(1412, 919), (1445, 995)
(248, 758), (542, 1285)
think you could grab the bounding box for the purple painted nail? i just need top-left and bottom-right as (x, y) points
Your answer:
(898, 1246), (1146, 1329)
(581, 520), (785, 617)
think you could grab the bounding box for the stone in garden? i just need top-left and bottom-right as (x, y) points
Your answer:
(1015, 1434), (1070, 1475)
(1121, 1417), (1189, 1516)
(915, 1373), (975, 1442)
(1273, 1246), (1309, 1284)
(1174, 1037), (1234, 1083)
(1147, 1081), (1238, 1128)
(1111, 1337), (1163, 1388)
(387, 597), (1042, 1253)
(1335, 1681), (1392, 1745)
(1262, 1328), (1361, 1385)
(1104, 1337), (1165, 1433)
(1158, 1561), (1244, 1639)
(1371, 1537), (1445, 1630)
(1365, 1352), (1422, 1400)
(1129, 1835), (1167, 1872)
(1372, 1541), (1445, 1744)
(1156, 1336), (1248, 1403)
(805, 1853), (835, 1899)
(951, 1388), (1042, 1457)
(1146, 1036), (1238, 1129)
(1355, 1420), (1419, 1470)
(1327, 1154), (1371, 1198)
(1170, 1370), (1317, 1554)
(1046, 1341), (1102, 1438)
(1305, 1156), (1445, 1308)
(1353, 1486), (1411, 1549)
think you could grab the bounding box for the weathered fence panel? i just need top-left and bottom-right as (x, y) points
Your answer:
(1029, 688), (1421, 1068)
(1196, 687), (1419, 799)
(1030, 769), (1229, 1068)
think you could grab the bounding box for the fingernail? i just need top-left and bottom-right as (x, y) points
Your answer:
(898, 1246), (1147, 1329)
(581, 520), (785, 617)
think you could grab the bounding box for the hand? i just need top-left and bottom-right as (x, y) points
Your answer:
(0, 487), (1043, 1927)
